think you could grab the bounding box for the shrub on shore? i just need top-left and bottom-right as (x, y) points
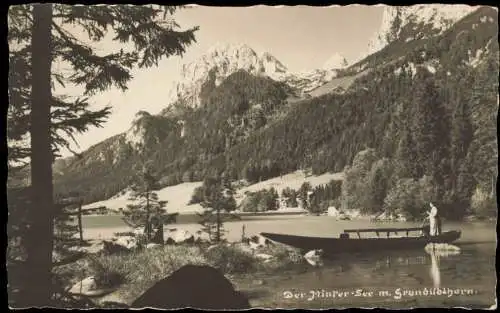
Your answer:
(204, 244), (257, 274)
(204, 243), (308, 275)
(87, 255), (125, 288)
(257, 244), (308, 272)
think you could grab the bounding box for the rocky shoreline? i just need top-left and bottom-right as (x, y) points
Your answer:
(58, 233), (321, 308)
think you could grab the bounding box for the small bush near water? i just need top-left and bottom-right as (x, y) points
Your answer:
(204, 245), (257, 274)
(257, 244), (309, 272)
(86, 255), (126, 288)
(203, 244), (308, 275)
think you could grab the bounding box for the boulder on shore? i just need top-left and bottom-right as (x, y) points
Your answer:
(165, 229), (195, 244)
(146, 243), (161, 249)
(84, 241), (106, 254)
(304, 249), (324, 267)
(255, 253), (274, 263)
(133, 227), (144, 237)
(69, 276), (97, 295)
(130, 265), (251, 310)
(68, 276), (115, 297)
(165, 237), (176, 245)
(113, 236), (138, 250)
(102, 240), (132, 254)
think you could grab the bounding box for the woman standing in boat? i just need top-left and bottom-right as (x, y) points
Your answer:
(427, 202), (442, 236)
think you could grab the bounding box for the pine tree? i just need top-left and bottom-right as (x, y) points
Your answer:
(122, 164), (175, 244)
(454, 159), (476, 218)
(52, 193), (85, 266)
(221, 175), (237, 212)
(395, 129), (419, 180)
(450, 99), (473, 169)
(309, 192), (323, 215)
(468, 54), (498, 195)
(448, 94), (474, 210)
(298, 182), (313, 210)
(411, 67), (450, 191)
(269, 187), (279, 211)
(7, 4), (198, 306)
(197, 177), (236, 243)
(367, 160), (391, 212)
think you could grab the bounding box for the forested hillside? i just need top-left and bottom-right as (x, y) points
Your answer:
(12, 7), (497, 219)
(47, 70), (293, 203)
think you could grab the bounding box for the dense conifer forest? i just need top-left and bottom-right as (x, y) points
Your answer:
(10, 7), (498, 220)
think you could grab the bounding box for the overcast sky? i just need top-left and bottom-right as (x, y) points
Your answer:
(57, 5), (385, 157)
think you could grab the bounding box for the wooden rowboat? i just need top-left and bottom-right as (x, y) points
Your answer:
(260, 227), (461, 254)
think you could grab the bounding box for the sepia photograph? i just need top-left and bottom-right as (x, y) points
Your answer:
(6, 3), (498, 310)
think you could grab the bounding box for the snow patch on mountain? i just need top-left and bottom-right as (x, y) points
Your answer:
(285, 69), (339, 96)
(322, 53), (349, 70)
(426, 64), (437, 74)
(408, 62), (417, 77)
(469, 48), (486, 68)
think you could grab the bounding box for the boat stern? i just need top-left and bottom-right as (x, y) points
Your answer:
(432, 230), (461, 243)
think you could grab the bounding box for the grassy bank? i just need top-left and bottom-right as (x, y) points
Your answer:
(54, 242), (309, 306)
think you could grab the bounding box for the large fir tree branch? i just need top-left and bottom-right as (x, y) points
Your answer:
(49, 5), (199, 94)
(51, 21), (138, 95)
(7, 4), (199, 166)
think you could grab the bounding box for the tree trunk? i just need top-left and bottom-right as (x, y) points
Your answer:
(78, 200), (83, 244)
(216, 206), (220, 242)
(491, 174), (495, 198)
(241, 224), (246, 242)
(146, 190), (151, 242)
(24, 3), (54, 307)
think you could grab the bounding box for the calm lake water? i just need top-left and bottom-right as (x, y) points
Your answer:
(233, 242), (496, 309)
(82, 215), (497, 309)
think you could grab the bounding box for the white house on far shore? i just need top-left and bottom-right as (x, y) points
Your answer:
(327, 206), (341, 217)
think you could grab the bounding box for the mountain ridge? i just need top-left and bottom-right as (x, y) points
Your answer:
(8, 6), (497, 217)
(364, 4), (479, 57)
(167, 42), (348, 107)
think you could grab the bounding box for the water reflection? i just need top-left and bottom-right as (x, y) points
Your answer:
(315, 244), (466, 290)
(425, 243), (461, 288)
(258, 243), (495, 309)
(429, 249), (441, 288)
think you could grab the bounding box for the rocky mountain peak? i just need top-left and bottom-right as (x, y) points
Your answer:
(168, 42), (290, 108)
(322, 53), (349, 70)
(365, 4), (478, 57)
(167, 42), (350, 108)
